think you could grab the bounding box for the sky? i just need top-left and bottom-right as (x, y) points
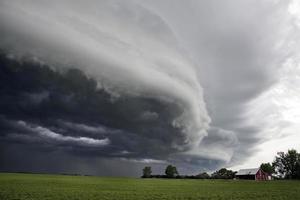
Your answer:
(0, 0), (299, 176)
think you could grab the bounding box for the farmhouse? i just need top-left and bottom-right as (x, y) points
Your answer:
(236, 168), (270, 181)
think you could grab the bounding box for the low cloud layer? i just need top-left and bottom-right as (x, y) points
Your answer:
(0, 0), (299, 176)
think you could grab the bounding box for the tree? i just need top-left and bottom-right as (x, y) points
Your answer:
(211, 168), (236, 179)
(196, 172), (210, 179)
(260, 163), (275, 175)
(142, 166), (152, 178)
(165, 165), (178, 178)
(272, 149), (300, 179)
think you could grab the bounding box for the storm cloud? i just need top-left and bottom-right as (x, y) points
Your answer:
(0, 0), (299, 176)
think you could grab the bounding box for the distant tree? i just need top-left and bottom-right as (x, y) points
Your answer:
(196, 172), (210, 179)
(260, 163), (275, 175)
(165, 165), (178, 178)
(272, 149), (300, 179)
(142, 166), (152, 178)
(211, 168), (236, 179)
(296, 162), (300, 179)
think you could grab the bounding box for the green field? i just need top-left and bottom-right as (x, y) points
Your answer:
(0, 173), (300, 200)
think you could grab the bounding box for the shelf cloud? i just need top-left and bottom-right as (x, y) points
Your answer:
(0, 0), (299, 176)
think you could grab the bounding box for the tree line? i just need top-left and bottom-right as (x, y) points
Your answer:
(142, 165), (236, 179)
(142, 149), (300, 180)
(259, 149), (300, 179)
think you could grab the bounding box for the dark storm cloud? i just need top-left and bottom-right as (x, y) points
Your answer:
(0, 0), (298, 176)
(0, 54), (191, 162)
(0, 0), (213, 176)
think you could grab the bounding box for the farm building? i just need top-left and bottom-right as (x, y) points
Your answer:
(236, 168), (271, 181)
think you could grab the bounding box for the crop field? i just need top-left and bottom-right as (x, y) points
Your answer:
(0, 173), (300, 200)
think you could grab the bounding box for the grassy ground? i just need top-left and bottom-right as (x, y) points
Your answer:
(0, 173), (300, 200)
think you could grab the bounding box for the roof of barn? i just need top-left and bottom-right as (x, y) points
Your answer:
(236, 168), (259, 175)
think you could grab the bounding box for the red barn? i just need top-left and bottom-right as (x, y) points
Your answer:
(236, 168), (270, 181)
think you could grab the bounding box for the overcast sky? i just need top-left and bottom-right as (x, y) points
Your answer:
(0, 0), (299, 176)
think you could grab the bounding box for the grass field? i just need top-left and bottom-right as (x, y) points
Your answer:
(0, 173), (300, 200)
